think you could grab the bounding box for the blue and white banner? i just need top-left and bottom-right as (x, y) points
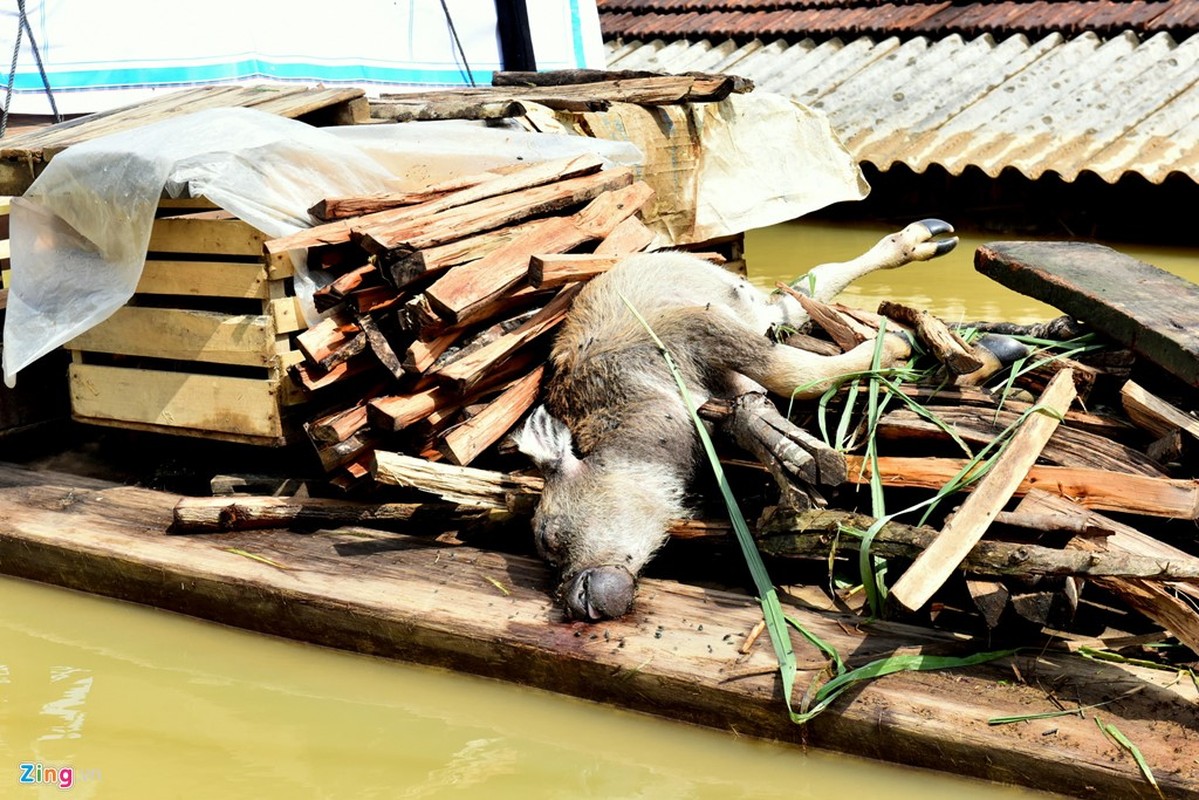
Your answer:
(0, 0), (605, 115)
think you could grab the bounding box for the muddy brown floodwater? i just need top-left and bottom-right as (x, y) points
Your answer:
(6, 217), (1167, 800)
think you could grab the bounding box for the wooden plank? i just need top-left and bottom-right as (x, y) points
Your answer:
(0, 462), (1195, 800)
(69, 363), (283, 439)
(1017, 490), (1199, 653)
(843, 455), (1199, 519)
(136, 259), (270, 298)
(439, 365), (545, 465)
(66, 306), (276, 367)
(888, 370), (1076, 612)
(976, 241), (1199, 386)
(149, 216), (267, 257)
(1121, 379), (1199, 441)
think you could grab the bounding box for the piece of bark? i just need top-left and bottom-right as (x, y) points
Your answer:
(266, 153), (607, 254)
(1146, 429), (1187, 465)
(991, 510), (1112, 539)
(439, 366), (545, 466)
(1017, 490), (1199, 655)
(371, 450), (544, 513)
(1120, 379), (1199, 441)
(171, 496), (486, 533)
(429, 283), (582, 391)
(423, 180), (653, 323)
(757, 508), (1199, 582)
(1017, 356), (1099, 404)
(888, 370), (1077, 613)
(775, 283), (870, 351)
(878, 301), (983, 374)
(354, 310), (406, 381)
(368, 98), (526, 123)
(844, 455), (1199, 519)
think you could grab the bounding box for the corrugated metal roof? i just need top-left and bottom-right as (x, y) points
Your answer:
(598, 1), (1199, 41)
(605, 32), (1199, 184)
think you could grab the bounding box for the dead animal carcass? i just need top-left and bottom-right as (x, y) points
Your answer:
(518, 220), (958, 621)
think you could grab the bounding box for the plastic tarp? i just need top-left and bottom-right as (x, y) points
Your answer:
(1, 107), (642, 385)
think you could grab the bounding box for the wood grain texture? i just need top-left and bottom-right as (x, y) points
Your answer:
(0, 461), (1194, 800)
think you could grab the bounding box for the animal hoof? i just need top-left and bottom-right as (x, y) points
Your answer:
(562, 566), (635, 621)
(909, 218), (959, 261)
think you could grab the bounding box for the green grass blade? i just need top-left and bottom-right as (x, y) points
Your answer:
(1096, 718), (1165, 799)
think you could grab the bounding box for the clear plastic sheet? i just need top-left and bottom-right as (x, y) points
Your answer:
(2, 108), (642, 386)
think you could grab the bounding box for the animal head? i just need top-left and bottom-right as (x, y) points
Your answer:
(517, 406), (682, 621)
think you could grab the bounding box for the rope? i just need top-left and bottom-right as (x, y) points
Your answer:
(2, 0), (61, 139)
(438, 0), (476, 87)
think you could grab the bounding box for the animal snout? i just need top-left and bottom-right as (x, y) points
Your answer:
(561, 565), (635, 621)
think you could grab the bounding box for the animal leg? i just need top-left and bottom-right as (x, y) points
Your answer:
(795, 218), (958, 303)
(654, 304), (911, 402)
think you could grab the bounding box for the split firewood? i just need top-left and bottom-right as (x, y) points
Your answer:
(354, 166), (636, 257)
(265, 153), (609, 254)
(423, 180), (653, 323)
(378, 216), (561, 290)
(1121, 379), (1199, 441)
(313, 264), (379, 311)
(877, 300), (982, 374)
(528, 254), (624, 288)
(291, 356), (373, 393)
(368, 352), (540, 433)
(429, 283), (583, 391)
(170, 495), (487, 533)
(593, 215), (656, 256)
(888, 369), (1077, 613)
(1017, 490), (1199, 654)
(756, 508), (1199, 582)
(439, 366), (546, 466)
(296, 310), (362, 368)
(309, 167), (510, 221)
(353, 309), (406, 380)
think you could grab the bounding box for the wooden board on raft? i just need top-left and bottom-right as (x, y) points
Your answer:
(976, 241), (1199, 387)
(0, 461), (1194, 800)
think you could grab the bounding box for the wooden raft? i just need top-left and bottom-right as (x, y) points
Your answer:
(0, 461), (1194, 800)
(65, 203), (308, 446)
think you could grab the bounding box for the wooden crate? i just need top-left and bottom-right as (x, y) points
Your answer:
(66, 202), (309, 446)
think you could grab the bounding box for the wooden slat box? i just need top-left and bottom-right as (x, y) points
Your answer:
(66, 202), (308, 446)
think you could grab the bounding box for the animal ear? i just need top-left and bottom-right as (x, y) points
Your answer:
(517, 406), (582, 476)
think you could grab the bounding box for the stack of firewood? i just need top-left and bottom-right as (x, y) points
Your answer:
(264, 153), (666, 488)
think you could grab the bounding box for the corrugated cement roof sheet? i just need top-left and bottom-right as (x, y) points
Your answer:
(605, 32), (1199, 184)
